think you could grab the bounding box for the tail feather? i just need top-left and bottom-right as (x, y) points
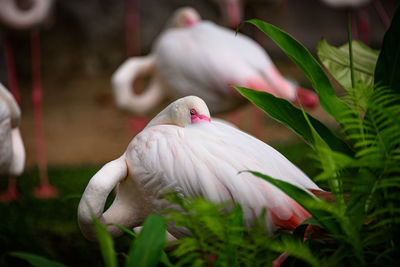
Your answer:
(269, 197), (311, 231)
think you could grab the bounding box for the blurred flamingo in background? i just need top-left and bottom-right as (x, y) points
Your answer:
(0, 0), (59, 198)
(320, 0), (390, 45)
(0, 83), (25, 203)
(213, 0), (243, 28)
(112, 7), (318, 138)
(124, 0), (140, 57)
(214, 0), (288, 48)
(78, 96), (324, 243)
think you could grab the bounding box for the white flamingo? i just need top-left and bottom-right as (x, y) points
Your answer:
(0, 0), (59, 198)
(112, 7), (318, 136)
(78, 96), (324, 242)
(0, 83), (25, 203)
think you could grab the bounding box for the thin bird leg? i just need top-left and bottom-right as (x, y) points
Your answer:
(0, 175), (19, 203)
(2, 36), (21, 203)
(4, 36), (21, 104)
(356, 6), (370, 45)
(30, 31), (58, 198)
(125, 0), (140, 57)
(373, 0), (390, 29)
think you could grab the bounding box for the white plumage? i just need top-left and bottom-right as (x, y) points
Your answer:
(78, 96), (321, 241)
(112, 7), (318, 116)
(0, 83), (25, 176)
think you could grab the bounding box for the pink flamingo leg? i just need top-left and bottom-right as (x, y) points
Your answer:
(357, 7), (370, 45)
(0, 175), (19, 203)
(373, 0), (390, 29)
(1, 36), (20, 203)
(348, 10), (359, 41)
(124, 0), (152, 136)
(125, 0), (140, 57)
(4, 37), (21, 104)
(30, 31), (58, 199)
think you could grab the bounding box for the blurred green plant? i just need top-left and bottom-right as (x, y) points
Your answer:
(163, 193), (320, 267)
(12, 213), (171, 267)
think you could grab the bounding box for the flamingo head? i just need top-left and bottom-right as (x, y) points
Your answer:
(146, 96), (211, 128)
(168, 7), (201, 28)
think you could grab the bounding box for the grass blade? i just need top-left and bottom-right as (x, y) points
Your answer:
(125, 215), (167, 267)
(9, 252), (68, 267)
(92, 214), (118, 267)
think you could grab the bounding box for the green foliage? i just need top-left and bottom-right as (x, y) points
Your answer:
(90, 214), (170, 267)
(9, 252), (68, 267)
(235, 86), (353, 156)
(235, 4), (400, 266)
(239, 19), (352, 126)
(164, 193), (320, 267)
(125, 215), (168, 267)
(317, 39), (379, 89)
(374, 5), (400, 89)
(92, 211), (118, 267)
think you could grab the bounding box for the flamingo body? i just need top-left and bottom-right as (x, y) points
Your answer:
(154, 21), (295, 113)
(112, 7), (318, 118)
(0, 84), (25, 176)
(0, 84), (25, 202)
(78, 96), (321, 241)
(0, 0), (58, 199)
(321, 0), (370, 8)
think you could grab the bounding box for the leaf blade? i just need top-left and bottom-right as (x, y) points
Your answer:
(235, 86), (353, 155)
(374, 5), (400, 89)
(317, 39), (378, 89)
(10, 252), (68, 267)
(125, 215), (167, 267)
(92, 213), (118, 267)
(240, 19), (352, 124)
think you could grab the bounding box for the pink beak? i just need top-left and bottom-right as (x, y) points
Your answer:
(191, 114), (211, 123)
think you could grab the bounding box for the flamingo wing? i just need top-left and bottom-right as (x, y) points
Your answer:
(154, 22), (297, 109)
(126, 119), (320, 233)
(154, 27), (241, 112)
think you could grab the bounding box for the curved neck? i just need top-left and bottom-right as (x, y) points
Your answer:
(0, 0), (53, 30)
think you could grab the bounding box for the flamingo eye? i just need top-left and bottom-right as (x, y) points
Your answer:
(190, 109), (196, 115)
